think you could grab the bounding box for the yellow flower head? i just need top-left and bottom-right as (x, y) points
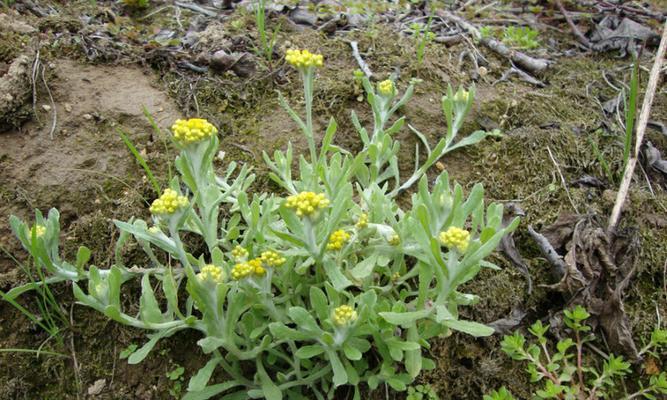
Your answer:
(439, 227), (470, 253)
(261, 250), (286, 267)
(148, 226), (161, 234)
(231, 262), (253, 280)
(198, 264), (225, 284)
(171, 118), (218, 145)
(355, 213), (368, 229)
(327, 229), (350, 251)
(333, 305), (357, 326)
(285, 191), (330, 217)
(388, 234), (400, 246)
(231, 258), (265, 280)
(31, 224), (47, 238)
(454, 89), (469, 104)
(391, 272), (401, 282)
(377, 79), (395, 96)
(285, 49), (324, 69)
(231, 245), (249, 260)
(149, 188), (189, 215)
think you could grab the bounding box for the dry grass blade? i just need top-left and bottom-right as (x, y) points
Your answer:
(608, 21), (667, 232)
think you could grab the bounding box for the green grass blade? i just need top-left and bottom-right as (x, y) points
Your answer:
(117, 128), (161, 195)
(142, 106), (173, 181)
(623, 60), (639, 172)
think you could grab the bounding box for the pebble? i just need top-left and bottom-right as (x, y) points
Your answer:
(64, 103), (72, 112)
(83, 113), (93, 120)
(42, 104), (51, 111)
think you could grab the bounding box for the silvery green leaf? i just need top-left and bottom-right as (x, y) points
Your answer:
(188, 355), (221, 392)
(323, 259), (352, 291)
(268, 324), (294, 348)
(327, 350), (348, 387)
(350, 254), (377, 280)
(444, 319), (494, 337)
(257, 359), (282, 400)
(379, 309), (431, 327)
(140, 274), (165, 324)
(288, 307), (321, 333)
(182, 381), (240, 400)
(295, 345), (325, 359)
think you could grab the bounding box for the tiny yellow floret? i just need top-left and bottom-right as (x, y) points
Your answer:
(355, 213), (368, 229)
(388, 234), (400, 246)
(198, 264), (225, 284)
(285, 191), (330, 217)
(285, 49), (324, 69)
(327, 229), (350, 251)
(171, 118), (218, 145)
(377, 79), (395, 96)
(149, 188), (189, 215)
(391, 272), (401, 282)
(261, 250), (286, 267)
(439, 227), (470, 253)
(231, 245), (249, 260)
(333, 305), (357, 326)
(148, 226), (161, 234)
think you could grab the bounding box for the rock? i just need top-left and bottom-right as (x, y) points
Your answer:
(0, 54), (34, 132)
(0, 13), (37, 34)
(64, 103), (72, 113)
(210, 50), (256, 78)
(42, 104), (51, 112)
(87, 379), (106, 395)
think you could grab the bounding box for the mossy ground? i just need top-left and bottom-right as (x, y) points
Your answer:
(0, 1), (665, 399)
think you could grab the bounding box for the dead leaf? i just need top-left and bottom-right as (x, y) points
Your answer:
(530, 214), (641, 360)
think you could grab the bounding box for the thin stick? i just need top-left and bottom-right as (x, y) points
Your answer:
(349, 41), (373, 78)
(555, 0), (591, 48)
(40, 64), (57, 139)
(608, 21), (667, 231)
(547, 146), (579, 214)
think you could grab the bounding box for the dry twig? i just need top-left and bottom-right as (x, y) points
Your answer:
(436, 10), (550, 75)
(349, 41), (373, 79)
(608, 21), (667, 231)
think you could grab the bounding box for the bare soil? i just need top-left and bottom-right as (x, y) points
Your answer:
(0, 1), (665, 399)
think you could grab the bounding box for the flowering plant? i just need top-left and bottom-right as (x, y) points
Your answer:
(8, 49), (517, 399)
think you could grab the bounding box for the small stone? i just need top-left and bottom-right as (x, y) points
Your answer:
(87, 378), (106, 395)
(64, 103), (72, 112)
(83, 114), (93, 120)
(435, 161), (445, 171)
(478, 66), (488, 77)
(42, 104), (51, 111)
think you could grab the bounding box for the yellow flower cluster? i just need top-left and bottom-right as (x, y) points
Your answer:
(333, 305), (357, 326)
(148, 226), (161, 234)
(355, 213), (368, 229)
(377, 79), (394, 96)
(231, 245), (248, 260)
(32, 225), (46, 238)
(327, 229), (350, 251)
(149, 188), (189, 215)
(391, 272), (401, 281)
(439, 227), (470, 253)
(454, 90), (469, 104)
(198, 264), (225, 284)
(171, 118), (218, 145)
(285, 49), (324, 68)
(261, 250), (286, 267)
(231, 258), (265, 280)
(388, 234), (400, 246)
(285, 192), (330, 217)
